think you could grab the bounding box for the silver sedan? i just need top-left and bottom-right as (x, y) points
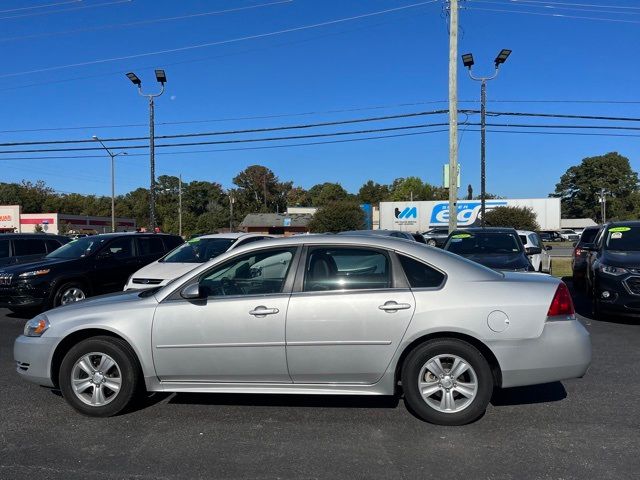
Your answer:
(14, 235), (591, 425)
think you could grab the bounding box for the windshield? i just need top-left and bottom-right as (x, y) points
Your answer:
(445, 232), (523, 255)
(160, 238), (235, 263)
(604, 226), (640, 251)
(580, 228), (599, 244)
(46, 236), (107, 259)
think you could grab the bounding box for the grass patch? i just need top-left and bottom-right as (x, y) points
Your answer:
(551, 257), (572, 278)
(543, 241), (574, 247)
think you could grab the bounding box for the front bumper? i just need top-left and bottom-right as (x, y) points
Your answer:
(490, 319), (591, 388)
(14, 334), (58, 387)
(0, 279), (51, 308)
(595, 274), (640, 318)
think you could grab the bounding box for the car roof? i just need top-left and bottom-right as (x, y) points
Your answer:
(82, 232), (181, 239)
(452, 227), (518, 234)
(516, 230), (535, 235)
(606, 221), (640, 227)
(0, 233), (67, 238)
(194, 233), (269, 240)
(339, 230), (410, 236)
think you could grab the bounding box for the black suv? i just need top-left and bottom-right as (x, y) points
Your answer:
(0, 233), (183, 314)
(0, 233), (69, 267)
(571, 225), (601, 289)
(443, 227), (535, 271)
(585, 221), (640, 319)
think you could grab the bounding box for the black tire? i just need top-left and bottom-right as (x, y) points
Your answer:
(52, 281), (88, 308)
(401, 338), (493, 426)
(59, 336), (141, 417)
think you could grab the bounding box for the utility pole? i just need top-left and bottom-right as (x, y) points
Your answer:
(462, 49), (511, 227)
(229, 194), (235, 231)
(600, 188), (607, 224)
(178, 174), (182, 237)
(92, 136), (127, 233)
(447, 0), (459, 234)
(126, 70), (167, 231)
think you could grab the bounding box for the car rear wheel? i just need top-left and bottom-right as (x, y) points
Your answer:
(59, 336), (141, 417)
(53, 281), (87, 307)
(401, 339), (493, 426)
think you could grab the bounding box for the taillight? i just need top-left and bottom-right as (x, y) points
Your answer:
(574, 247), (583, 257)
(547, 282), (575, 317)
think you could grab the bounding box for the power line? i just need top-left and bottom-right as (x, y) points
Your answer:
(463, 5), (640, 23)
(0, 0), (293, 43)
(467, 0), (640, 15)
(0, 0), (131, 21)
(0, 0), (439, 79)
(505, 0), (640, 10)
(0, 110), (449, 146)
(0, 0), (80, 15)
(467, 109), (640, 122)
(0, 123), (451, 154)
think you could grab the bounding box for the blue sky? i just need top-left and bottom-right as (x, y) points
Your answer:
(0, 0), (639, 199)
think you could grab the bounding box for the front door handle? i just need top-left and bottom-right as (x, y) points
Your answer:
(249, 306), (280, 317)
(378, 301), (412, 312)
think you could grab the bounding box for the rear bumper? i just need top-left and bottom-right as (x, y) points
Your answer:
(489, 319), (591, 388)
(14, 334), (58, 388)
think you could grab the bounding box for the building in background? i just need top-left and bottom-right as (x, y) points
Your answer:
(560, 218), (598, 233)
(239, 213), (313, 235)
(379, 198), (562, 232)
(0, 205), (136, 234)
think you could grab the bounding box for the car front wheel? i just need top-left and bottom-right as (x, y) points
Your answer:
(53, 281), (87, 307)
(401, 339), (493, 425)
(59, 336), (141, 417)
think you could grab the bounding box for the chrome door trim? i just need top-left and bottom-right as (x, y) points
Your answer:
(156, 341), (286, 349)
(286, 340), (392, 346)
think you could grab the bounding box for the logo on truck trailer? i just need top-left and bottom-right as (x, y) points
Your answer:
(430, 201), (507, 226)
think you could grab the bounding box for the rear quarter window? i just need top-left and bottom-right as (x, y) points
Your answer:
(398, 254), (445, 288)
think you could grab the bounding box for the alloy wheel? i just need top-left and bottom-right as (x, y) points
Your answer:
(70, 352), (122, 407)
(60, 287), (85, 305)
(418, 354), (478, 413)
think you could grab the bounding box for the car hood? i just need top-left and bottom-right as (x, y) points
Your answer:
(45, 289), (152, 317)
(458, 253), (530, 270)
(0, 256), (76, 274)
(601, 250), (640, 268)
(130, 261), (199, 281)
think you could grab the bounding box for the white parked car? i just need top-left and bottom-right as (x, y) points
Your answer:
(560, 229), (580, 242)
(123, 233), (271, 290)
(518, 230), (552, 273)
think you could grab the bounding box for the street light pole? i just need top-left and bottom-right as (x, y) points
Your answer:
(126, 70), (167, 231)
(447, 0), (459, 234)
(461, 49), (511, 227)
(92, 136), (127, 233)
(178, 174), (183, 237)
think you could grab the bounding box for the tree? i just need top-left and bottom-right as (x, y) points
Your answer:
(308, 201), (365, 233)
(286, 187), (312, 207)
(358, 180), (389, 205)
(389, 177), (432, 201)
(309, 182), (348, 206)
(232, 165), (290, 214)
(483, 206), (540, 231)
(553, 152), (639, 221)
(58, 221), (71, 235)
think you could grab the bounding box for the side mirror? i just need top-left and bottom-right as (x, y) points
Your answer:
(180, 283), (203, 299)
(582, 243), (597, 251)
(526, 247), (542, 255)
(545, 245), (553, 251)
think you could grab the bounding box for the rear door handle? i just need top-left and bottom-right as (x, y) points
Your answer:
(378, 301), (412, 312)
(249, 306), (280, 317)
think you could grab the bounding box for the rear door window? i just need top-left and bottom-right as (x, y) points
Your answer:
(45, 239), (63, 253)
(14, 239), (47, 256)
(0, 240), (9, 258)
(303, 247), (390, 292)
(138, 236), (165, 256)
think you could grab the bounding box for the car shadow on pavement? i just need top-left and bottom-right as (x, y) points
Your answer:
(491, 382), (566, 407)
(168, 392), (400, 409)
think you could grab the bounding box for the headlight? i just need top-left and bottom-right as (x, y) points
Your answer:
(18, 269), (50, 278)
(24, 315), (50, 337)
(599, 264), (628, 276)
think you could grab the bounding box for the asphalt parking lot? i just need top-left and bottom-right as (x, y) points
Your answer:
(1, 283), (638, 480)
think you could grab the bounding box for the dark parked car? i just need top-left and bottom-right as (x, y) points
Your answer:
(422, 228), (450, 247)
(571, 226), (601, 289)
(540, 230), (564, 242)
(0, 233), (69, 267)
(585, 221), (640, 319)
(443, 227), (535, 272)
(0, 233), (183, 314)
(411, 232), (427, 244)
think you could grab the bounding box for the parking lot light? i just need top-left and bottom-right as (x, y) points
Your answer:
(126, 72), (141, 87)
(462, 53), (474, 69)
(154, 69), (167, 85)
(495, 49), (512, 67)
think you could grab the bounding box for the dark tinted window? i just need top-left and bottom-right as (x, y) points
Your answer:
(304, 247), (390, 292)
(200, 247), (296, 297)
(14, 239), (46, 256)
(163, 235), (184, 250)
(45, 239), (63, 253)
(235, 236), (266, 247)
(138, 236), (165, 256)
(580, 228), (599, 244)
(105, 237), (134, 258)
(399, 255), (445, 288)
(604, 226), (640, 251)
(0, 240), (9, 258)
(445, 232), (523, 255)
